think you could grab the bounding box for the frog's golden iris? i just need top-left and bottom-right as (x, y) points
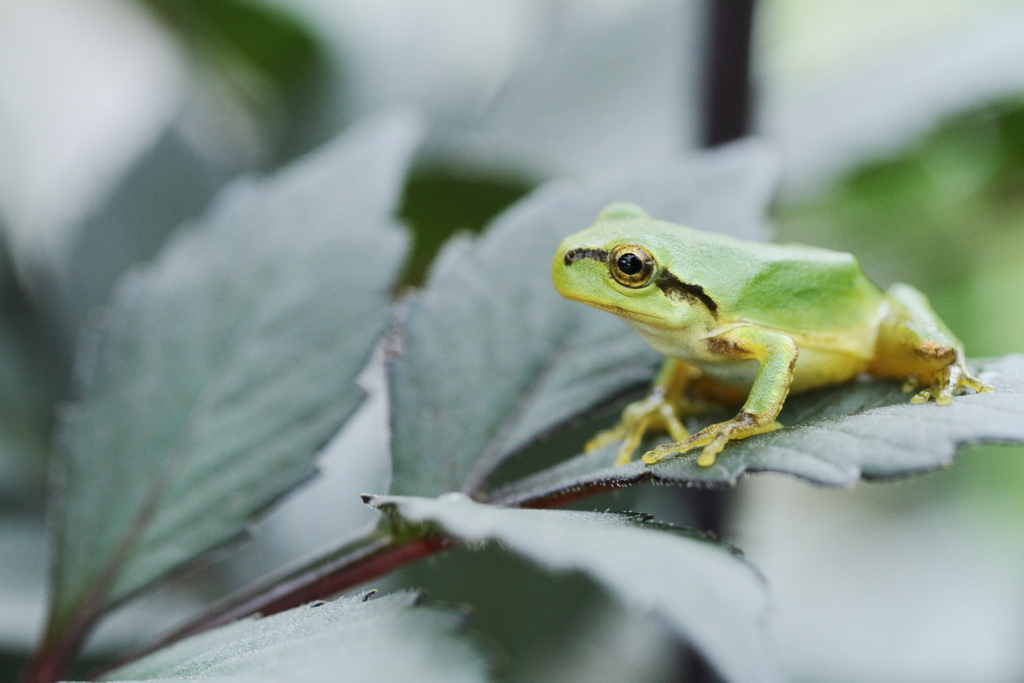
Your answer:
(553, 202), (994, 468)
(609, 244), (655, 288)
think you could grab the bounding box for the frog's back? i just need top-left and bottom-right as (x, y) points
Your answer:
(567, 209), (886, 340)
(730, 243), (884, 334)
(661, 230), (885, 337)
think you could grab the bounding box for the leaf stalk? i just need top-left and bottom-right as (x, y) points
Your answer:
(102, 517), (455, 675)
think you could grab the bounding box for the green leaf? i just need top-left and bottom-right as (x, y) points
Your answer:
(100, 591), (489, 683)
(366, 494), (780, 683)
(388, 140), (778, 496)
(0, 225), (63, 499)
(0, 302), (62, 497)
(144, 0), (320, 96)
(489, 356), (1024, 505)
(46, 112), (421, 641)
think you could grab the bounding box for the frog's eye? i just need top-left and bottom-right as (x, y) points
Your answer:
(609, 244), (655, 287)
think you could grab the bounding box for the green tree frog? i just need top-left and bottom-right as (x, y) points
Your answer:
(552, 202), (993, 468)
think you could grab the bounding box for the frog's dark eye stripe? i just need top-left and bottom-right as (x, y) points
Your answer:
(656, 270), (718, 315)
(609, 244), (655, 287)
(564, 248), (608, 266)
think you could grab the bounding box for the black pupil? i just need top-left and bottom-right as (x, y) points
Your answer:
(617, 252), (643, 275)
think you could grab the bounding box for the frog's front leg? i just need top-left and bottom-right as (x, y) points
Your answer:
(586, 359), (697, 466)
(642, 327), (796, 467)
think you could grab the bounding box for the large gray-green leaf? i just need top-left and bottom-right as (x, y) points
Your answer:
(0, 297), (62, 498)
(489, 356), (1024, 505)
(366, 494), (780, 683)
(101, 591), (488, 683)
(47, 111), (421, 637)
(388, 140), (778, 496)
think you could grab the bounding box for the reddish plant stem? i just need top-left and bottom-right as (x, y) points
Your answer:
(26, 482), (646, 683)
(236, 536), (452, 620)
(23, 627), (89, 683)
(61, 466), (666, 681)
(488, 481), (628, 510)
(101, 524), (455, 675)
(110, 483), (626, 675)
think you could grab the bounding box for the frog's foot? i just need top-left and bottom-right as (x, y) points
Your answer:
(910, 362), (994, 406)
(586, 391), (690, 466)
(641, 413), (783, 467)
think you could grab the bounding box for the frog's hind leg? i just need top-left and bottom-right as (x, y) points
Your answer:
(587, 359), (697, 466)
(642, 326), (794, 467)
(909, 360), (992, 405)
(869, 283), (993, 404)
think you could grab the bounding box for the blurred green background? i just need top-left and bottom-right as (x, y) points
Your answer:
(775, 97), (1024, 517)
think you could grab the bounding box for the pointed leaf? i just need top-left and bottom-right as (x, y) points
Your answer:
(48, 112), (421, 637)
(389, 140), (779, 496)
(101, 591), (488, 683)
(490, 356), (1024, 505)
(367, 494), (780, 683)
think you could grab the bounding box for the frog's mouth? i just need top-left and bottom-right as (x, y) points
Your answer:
(594, 303), (666, 323)
(562, 295), (666, 323)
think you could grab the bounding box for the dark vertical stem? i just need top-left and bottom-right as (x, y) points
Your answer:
(702, 0), (756, 147)
(689, 0), (756, 543)
(678, 2), (756, 681)
(690, 0), (756, 539)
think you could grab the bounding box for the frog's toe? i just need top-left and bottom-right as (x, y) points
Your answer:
(693, 420), (783, 467)
(641, 424), (730, 467)
(641, 444), (679, 465)
(963, 373), (995, 395)
(696, 440), (726, 467)
(613, 430), (647, 466)
(585, 427), (624, 453)
(943, 370), (994, 402)
(612, 449), (634, 467)
(586, 420), (646, 464)
(931, 367), (956, 404)
(912, 381), (948, 404)
(599, 391), (693, 466)
(910, 389), (931, 404)
(910, 362), (993, 406)
(638, 413), (784, 467)
(656, 403), (690, 443)
(951, 364), (995, 397)
(640, 437), (699, 465)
